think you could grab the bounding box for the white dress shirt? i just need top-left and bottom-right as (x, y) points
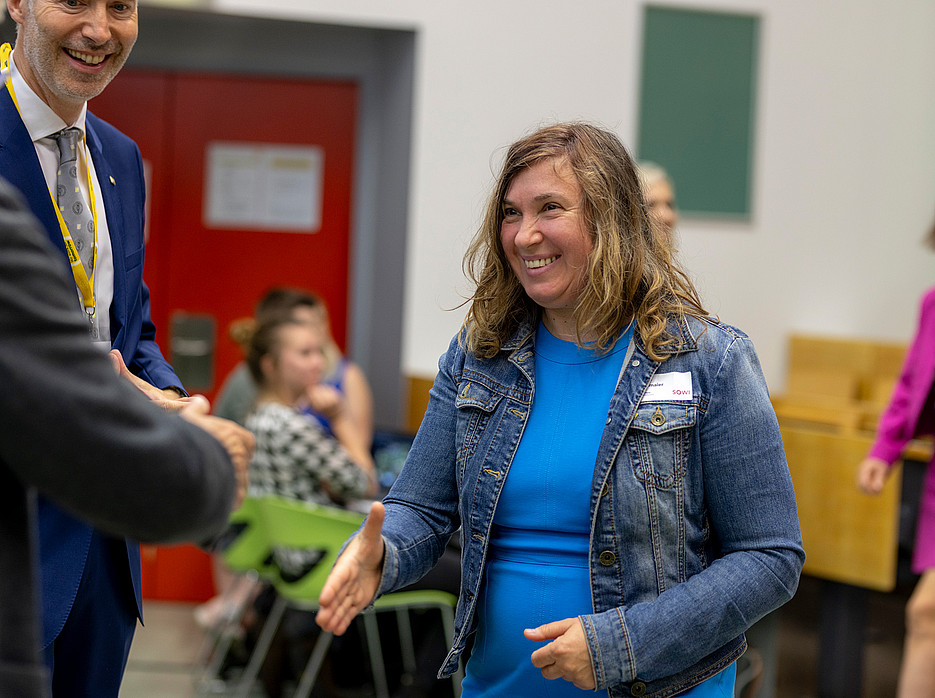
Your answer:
(7, 54), (114, 347)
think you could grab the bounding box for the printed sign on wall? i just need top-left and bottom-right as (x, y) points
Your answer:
(204, 142), (324, 232)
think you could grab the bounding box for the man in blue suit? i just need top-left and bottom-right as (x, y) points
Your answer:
(1, 1), (191, 694)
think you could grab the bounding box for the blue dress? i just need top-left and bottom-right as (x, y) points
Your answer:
(461, 322), (735, 697)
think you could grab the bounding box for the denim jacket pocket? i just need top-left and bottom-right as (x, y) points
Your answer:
(454, 379), (504, 467)
(628, 402), (697, 489)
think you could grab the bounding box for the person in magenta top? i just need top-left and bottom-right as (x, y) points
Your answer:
(859, 214), (935, 697)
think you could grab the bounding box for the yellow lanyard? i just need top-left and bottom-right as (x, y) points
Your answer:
(1, 43), (99, 327)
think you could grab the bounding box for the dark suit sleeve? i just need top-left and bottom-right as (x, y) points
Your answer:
(0, 178), (236, 544)
(129, 271), (185, 393)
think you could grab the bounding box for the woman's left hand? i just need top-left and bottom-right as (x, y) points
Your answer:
(525, 618), (596, 690)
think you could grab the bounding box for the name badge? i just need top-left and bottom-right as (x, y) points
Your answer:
(642, 372), (693, 401)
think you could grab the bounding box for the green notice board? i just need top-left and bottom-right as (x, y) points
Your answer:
(638, 6), (759, 218)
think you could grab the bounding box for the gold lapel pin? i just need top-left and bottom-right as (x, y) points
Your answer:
(109, 176), (116, 185)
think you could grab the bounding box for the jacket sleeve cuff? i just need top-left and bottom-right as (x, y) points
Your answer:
(581, 607), (636, 689)
(867, 442), (902, 466)
(375, 535), (400, 600)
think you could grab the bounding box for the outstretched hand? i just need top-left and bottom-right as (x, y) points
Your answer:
(526, 617), (596, 690)
(316, 501), (386, 635)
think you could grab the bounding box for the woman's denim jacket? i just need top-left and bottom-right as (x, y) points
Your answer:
(376, 314), (804, 697)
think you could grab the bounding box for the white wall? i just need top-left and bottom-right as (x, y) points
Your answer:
(212, 0), (935, 390)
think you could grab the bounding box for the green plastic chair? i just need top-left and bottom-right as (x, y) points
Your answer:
(221, 496), (272, 574)
(195, 497), (273, 694)
(233, 496), (462, 698)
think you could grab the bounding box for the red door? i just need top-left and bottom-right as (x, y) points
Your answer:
(90, 70), (358, 600)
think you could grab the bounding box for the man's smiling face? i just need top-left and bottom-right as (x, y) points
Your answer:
(10, 0), (138, 120)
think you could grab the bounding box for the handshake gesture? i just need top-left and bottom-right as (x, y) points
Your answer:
(109, 349), (254, 508)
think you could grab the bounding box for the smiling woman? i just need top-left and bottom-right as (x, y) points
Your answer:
(465, 122), (703, 361)
(6, 0), (137, 123)
(499, 158), (593, 341)
(315, 122), (805, 698)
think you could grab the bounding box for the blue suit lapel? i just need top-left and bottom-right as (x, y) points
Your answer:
(0, 86), (68, 260)
(85, 118), (129, 348)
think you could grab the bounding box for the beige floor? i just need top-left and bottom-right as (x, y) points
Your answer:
(119, 601), (207, 698)
(118, 574), (907, 698)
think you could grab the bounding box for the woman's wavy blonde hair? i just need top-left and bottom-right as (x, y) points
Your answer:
(462, 122), (707, 361)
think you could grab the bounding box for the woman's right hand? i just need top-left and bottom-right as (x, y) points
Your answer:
(857, 456), (889, 495)
(307, 384), (344, 420)
(316, 501), (386, 635)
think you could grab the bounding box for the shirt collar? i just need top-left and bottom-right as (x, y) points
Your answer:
(8, 50), (87, 143)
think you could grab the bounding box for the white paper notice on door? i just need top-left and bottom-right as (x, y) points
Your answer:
(204, 142), (324, 232)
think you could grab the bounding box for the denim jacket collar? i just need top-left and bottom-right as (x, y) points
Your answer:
(502, 311), (699, 363)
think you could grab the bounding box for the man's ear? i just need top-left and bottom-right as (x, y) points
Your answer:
(5, 0), (23, 26)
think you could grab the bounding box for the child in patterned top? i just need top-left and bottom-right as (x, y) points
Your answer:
(195, 312), (377, 634)
(244, 316), (377, 504)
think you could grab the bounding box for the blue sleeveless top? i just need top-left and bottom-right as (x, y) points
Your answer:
(461, 322), (735, 696)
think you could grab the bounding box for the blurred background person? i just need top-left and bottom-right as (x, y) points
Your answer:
(197, 308), (376, 623)
(245, 314), (376, 504)
(638, 161), (678, 243)
(858, 212), (935, 698)
(199, 289), (376, 636)
(215, 288), (373, 452)
(232, 314), (377, 696)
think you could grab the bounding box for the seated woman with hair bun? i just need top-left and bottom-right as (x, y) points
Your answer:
(244, 315), (376, 505)
(215, 287), (374, 459)
(196, 307), (376, 632)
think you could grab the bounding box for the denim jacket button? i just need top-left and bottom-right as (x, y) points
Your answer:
(600, 482), (609, 497)
(630, 680), (647, 696)
(599, 550), (616, 566)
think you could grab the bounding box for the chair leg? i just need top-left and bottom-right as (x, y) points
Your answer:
(194, 574), (261, 694)
(233, 592), (288, 698)
(292, 630), (334, 698)
(194, 621), (240, 694)
(362, 612), (390, 698)
(395, 608), (418, 679)
(193, 619), (227, 694)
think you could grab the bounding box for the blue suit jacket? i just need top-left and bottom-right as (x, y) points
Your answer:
(0, 86), (183, 646)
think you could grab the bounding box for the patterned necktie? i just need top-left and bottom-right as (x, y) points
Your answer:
(53, 127), (95, 275)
